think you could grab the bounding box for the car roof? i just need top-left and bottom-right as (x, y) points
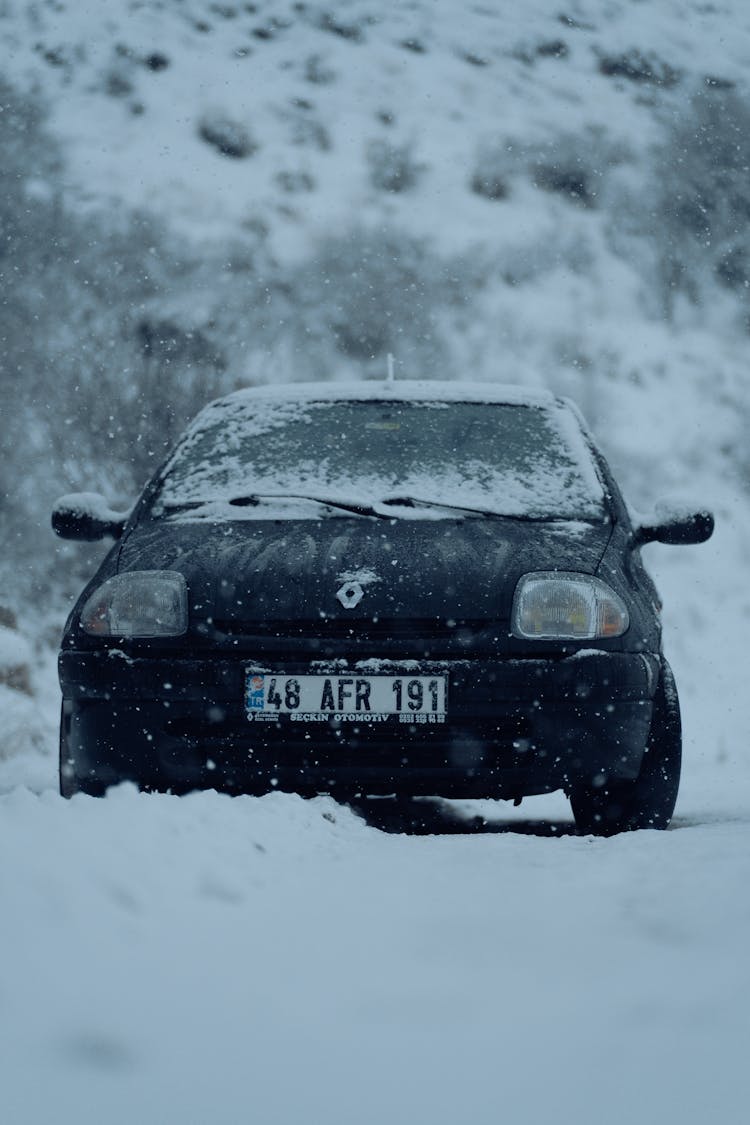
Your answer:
(218, 380), (564, 410)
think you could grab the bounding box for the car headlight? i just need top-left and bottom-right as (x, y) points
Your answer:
(511, 572), (629, 640)
(80, 571), (188, 637)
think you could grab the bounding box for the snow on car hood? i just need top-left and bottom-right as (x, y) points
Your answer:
(118, 516), (612, 625)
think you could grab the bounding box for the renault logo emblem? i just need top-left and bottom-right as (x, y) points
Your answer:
(336, 581), (364, 609)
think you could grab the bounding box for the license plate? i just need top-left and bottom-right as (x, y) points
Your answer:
(245, 672), (447, 722)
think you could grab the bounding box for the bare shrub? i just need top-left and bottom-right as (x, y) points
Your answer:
(529, 129), (624, 207)
(275, 169), (315, 193)
(598, 49), (680, 88)
(0, 625), (32, 695)
(470, 128), (625, 207)
(291, 226), (463, 371)
(198, 112), (257, 158)
(304, 54), (337, 85)
(470, 142), (510, 201)
(649, 87), (750, 315)
(317, 12), (366, 42)
(366, 139), (423, 193)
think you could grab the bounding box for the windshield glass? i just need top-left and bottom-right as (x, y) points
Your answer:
(152, 398), (606, 521)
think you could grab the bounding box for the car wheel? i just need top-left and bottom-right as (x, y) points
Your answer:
(569, 660), (681, 836)
(59, 701), (78, 798)
(59, 701), (108, 797)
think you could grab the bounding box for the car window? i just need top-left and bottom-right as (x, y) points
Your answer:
(152, 399), (607, 520)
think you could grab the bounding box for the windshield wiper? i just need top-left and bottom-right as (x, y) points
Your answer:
(228, 493), (390, 519)
(379, 495), (583, 520)
(379, 494), (509, 518)
(159, 495), (385, 518)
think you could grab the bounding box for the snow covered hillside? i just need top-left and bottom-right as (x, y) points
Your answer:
(1, 1), (750, 1121)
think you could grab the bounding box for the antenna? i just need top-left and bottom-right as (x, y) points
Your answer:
(386, 353), (395, 382)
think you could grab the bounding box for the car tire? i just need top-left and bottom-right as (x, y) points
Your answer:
(59, 701), (78, 798)
(59, 701), (108, 798)
(569, 660), (682, 836)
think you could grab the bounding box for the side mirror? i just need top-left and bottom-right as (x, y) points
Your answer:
(51, 493), (129, 541)
(632, 502), (714, 549)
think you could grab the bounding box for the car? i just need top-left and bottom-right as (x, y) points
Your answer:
(52, 381), (714, 833)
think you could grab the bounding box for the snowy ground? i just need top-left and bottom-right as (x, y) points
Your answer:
(2, 787), (750, 1125)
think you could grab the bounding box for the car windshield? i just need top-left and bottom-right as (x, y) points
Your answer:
(152, 398), (607, 521)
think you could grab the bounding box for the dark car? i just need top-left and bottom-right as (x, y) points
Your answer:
(53, 382), (713, 833)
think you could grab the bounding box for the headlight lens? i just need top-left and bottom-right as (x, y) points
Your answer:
(512, 572), (629, 640)
(80, 571), (188, 637)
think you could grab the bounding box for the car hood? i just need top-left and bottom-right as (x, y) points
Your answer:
(118, 517), (612, 625)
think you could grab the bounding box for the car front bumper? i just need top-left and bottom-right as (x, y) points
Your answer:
(59, 648), (660, 798)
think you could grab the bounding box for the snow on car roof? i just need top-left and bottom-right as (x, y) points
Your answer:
(219, 380), (560, 409)
(181, 379), (580, 449)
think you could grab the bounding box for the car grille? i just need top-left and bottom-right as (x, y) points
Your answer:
(205, 617), (506, 656)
